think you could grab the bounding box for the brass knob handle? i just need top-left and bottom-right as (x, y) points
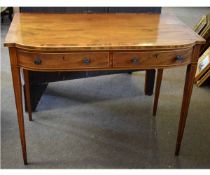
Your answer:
(175, 55), (184, 62)
(131, 57), (140, 65)
(83, 58), (90, 64)
(34, 57), (42, 65)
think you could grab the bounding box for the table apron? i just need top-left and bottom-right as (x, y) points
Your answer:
(16, 47), (193, 71)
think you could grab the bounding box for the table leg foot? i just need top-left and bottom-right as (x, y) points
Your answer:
(24, 159), (28, 165)
(175, 143), (181, 156)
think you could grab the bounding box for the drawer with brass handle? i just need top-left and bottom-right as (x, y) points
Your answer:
(17, 50), (109, 70)
(113, 48), (193, 68)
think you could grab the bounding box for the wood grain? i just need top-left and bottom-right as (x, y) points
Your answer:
(4, 13), (205, 51)
(4, 13), (206, 164)
(17, 50), (109, 70)
(9, 49), (27, 165)
(16, 47), (193, 71)
(113, 48), (193, 68)
(175, 45), (202, 155)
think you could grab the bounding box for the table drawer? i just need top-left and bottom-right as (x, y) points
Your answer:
(17, 51), (109, 70)
(113, 48), (192, 68)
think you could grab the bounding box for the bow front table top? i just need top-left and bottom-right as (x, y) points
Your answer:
(4, 13), (205, 165)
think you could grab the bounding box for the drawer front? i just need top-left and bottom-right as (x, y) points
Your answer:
(17, 51), (109, 70)
(113, 48), (192, 68)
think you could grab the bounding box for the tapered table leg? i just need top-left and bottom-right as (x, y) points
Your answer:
(175, 64), (197, 155)
(153, 69), (163, 116)
(23, 69), (32, 121)
(11, 67), (28, 165)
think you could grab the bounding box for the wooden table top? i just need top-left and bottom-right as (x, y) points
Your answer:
(4, 13), (205, 51)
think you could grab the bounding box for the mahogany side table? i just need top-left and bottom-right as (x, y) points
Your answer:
(4, 13), (205, 165)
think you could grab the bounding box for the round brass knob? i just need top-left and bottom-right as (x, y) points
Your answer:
(175, 55), (184, 62)
(34, 57), (42, 65)
(131, 57), (140, 65)
(83, 58), (90, 64)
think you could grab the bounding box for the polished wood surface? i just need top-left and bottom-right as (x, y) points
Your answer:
(18, 50), (109, 70)
(4, 13), (205, 51)
(19, 7), (160, 113)
(113, 48), (192, 68)
(4, 13), (205, 164)
(16, 47), (193, 72)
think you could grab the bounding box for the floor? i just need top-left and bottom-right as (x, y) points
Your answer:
(1, 8), (210, 169)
